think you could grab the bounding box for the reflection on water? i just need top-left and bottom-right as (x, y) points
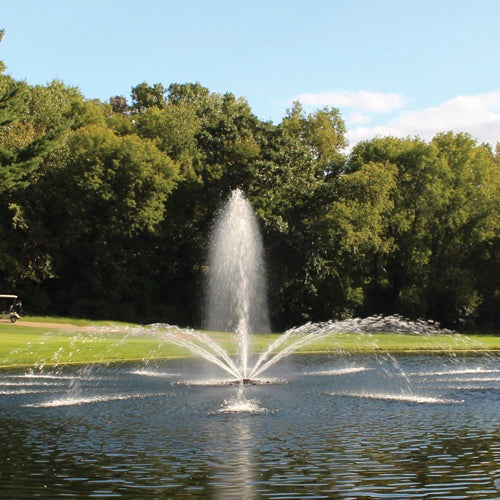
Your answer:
(0, 354), (498, 498)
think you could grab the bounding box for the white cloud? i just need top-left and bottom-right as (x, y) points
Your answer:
(292, 89), (406, 113)
(348, 111), (372, 125)
(347, 91), (500, 148)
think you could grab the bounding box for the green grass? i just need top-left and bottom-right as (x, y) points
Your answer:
(21, 315), (134, 327)
(0, 324), (191, 368)
(0, 320), (498, 368)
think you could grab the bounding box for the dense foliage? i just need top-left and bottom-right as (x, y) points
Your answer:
(1, 36), (498, 331)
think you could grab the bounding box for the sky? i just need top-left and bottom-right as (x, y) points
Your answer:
(1, 0), (499, 149)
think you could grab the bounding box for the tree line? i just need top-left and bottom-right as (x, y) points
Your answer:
(1, 33), (498, 331)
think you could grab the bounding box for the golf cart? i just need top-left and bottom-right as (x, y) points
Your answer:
(0, 294), (22, 323)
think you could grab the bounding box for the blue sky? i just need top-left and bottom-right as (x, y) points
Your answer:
(1, 0), (499, 148)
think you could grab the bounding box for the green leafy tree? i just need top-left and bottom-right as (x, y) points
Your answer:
(166, 82), (211, 106)
(0, 36), (75, 289)
(30, 124), (179, 318)
(247, 104), (351, 327)
(0, 79), (69, 193)
(348, 137), (444, 318)
(428, 132), (499, 327)
(348, 133), (499, 327)
(131, 82), (167, 111)
(281, 101), (347, 172)
(314, 161), (397, 318)
(1, 35), (496, 330)
(135, 102), (201, 180)
(109, 95), (129, 114)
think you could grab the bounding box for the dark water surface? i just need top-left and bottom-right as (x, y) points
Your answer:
(0, 353), (498, 498)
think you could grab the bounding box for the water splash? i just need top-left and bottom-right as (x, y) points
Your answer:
(0, 380), (65, 386)
(129, 369), (179, 378)
(153, 313), (459, 383)
(409, 368), (500, 377)
(329, 391), (463, 404)
(217, 384), (268, 414)
(247, 314), (455, 380)
(0, 389), (50, 395)
(217, 398), (267, 414)
(25, 392), (168, 408)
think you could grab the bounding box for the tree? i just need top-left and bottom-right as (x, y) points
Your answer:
(166, 82), (211, 106)
(131, 82), (167, 111)
(134, 103), (201, 180)
(17, 124), (180, 319)
(247, 106), (350, 327)
(313, 161), (397, 318)
(0, 79), (69, 193)
(109, 95), (129, 114)
(428, 132), (499, 328)
(281, 101), (347, 173)
(347, 133), (499, 328)
(347, 137), (442, 318)
(0, 38), (74, 289)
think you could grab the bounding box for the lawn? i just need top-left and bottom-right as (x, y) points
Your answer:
(0, 323), (190, 368)
(0, 318), (498, 368)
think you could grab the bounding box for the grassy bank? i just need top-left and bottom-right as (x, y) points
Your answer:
(0, 322), (190, 368)
(0, 319), (498, 368)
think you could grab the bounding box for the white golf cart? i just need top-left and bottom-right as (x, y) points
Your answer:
(0, 294), (22, 323)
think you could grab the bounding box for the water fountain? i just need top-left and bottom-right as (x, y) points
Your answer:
(157, 189), (460, 386)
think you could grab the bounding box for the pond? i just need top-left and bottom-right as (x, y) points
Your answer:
(0, 353), (498, 498)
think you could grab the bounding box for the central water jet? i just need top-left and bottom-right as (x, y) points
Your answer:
(204, 189), (270, 381)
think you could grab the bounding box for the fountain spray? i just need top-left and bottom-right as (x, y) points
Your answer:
(204, 189), (270, 380)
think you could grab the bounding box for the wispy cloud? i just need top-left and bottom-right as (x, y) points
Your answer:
(292, 89), (405, 113)
(347, 92), (500, 148)
(292, 89), (500, 148)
